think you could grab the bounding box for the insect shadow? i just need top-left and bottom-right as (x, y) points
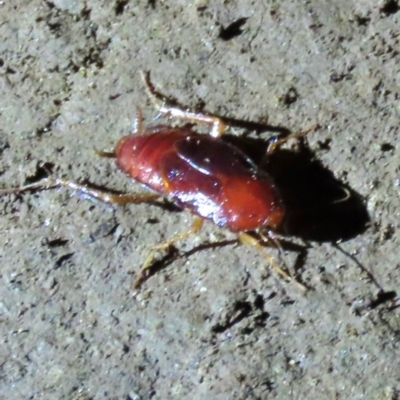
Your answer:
(196, 111), (370, 243)
(223, 133), (370, 243)
(141, 124), (370, 287)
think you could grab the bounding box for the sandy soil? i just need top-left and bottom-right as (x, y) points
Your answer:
(1, 1), (400, 399)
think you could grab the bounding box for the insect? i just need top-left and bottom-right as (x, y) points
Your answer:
(0, 71), (318, 288)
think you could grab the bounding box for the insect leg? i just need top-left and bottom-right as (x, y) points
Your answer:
(134, 216), (204, 288)
(237, 232), (290, 279)
(131, 107), (144, 134)
(95, 149), (115, 158)
(267, 124), (320, 154)
(0, 177), (160, 205)
(237, 231), (307, 290)
(140, 70), (226, 138)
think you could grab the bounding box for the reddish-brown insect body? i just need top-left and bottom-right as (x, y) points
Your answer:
(115, 126), (284, 233)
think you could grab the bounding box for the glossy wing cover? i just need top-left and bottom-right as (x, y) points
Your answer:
(115, 127), (284, 232)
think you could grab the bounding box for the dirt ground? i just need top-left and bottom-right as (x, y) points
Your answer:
(1, 1), (400, 399)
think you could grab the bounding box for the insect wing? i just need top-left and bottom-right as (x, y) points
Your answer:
(160, 147), (229, 225)
(175, 135), (257, 177)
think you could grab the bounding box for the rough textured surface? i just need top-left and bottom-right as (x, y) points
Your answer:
(1, 1), (400, 399)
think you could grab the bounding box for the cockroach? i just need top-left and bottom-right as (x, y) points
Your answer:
(0, 72), (319, 288)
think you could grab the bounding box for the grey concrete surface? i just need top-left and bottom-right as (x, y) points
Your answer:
(1, 1), (400, 399)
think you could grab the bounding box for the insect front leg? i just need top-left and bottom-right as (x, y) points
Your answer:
(140, 70), (226, 138)
(134, 216), (204, 288)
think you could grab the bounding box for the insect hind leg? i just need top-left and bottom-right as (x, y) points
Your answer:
(0, 177), (160, 205)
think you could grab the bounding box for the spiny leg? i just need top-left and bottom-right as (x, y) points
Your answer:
(238, 232), (290, 280)
(237, 231), (307, 290)
(0, 177), (160, 205)
(134, 216), (204, 288)
(267, 124), (320, 154)
(140, 70), (226, 138)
